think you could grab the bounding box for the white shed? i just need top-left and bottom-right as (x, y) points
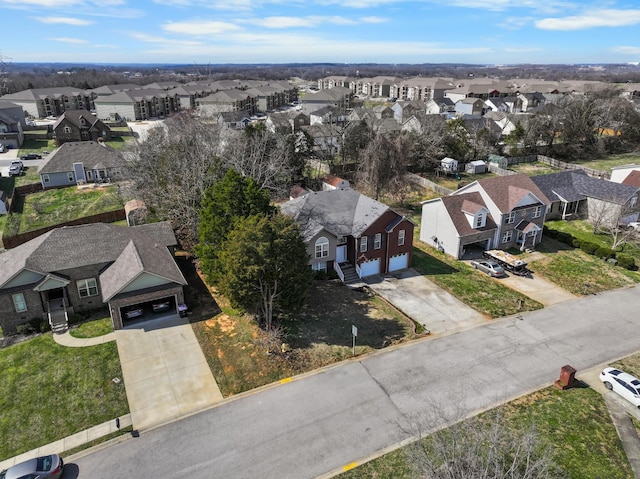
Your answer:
(441, 157), (458, 173)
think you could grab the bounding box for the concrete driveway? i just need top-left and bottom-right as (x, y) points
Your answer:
(115, 314), (223, 431)
(498, 271), (577, 306)
(365, 268), (487, 335)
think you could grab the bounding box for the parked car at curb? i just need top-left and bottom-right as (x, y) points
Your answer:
(8, 160), (23, 176)
(470, 259), (506, 277)
(20, 153), (42, 160)
(600, 367), (640, 408)
(0, 453), (64, 479)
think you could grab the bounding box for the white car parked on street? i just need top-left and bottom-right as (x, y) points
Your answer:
(600, 367), (640, 408)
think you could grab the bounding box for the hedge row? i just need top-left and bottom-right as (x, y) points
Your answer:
(543, 226), (636, 270)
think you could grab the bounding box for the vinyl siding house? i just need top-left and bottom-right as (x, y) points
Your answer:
(38, 141), (121, 188)
(1, 87), (94, 119)
(0, 222), (187, 334)
(421, 174), (550, 259)
(0, 101), (26, 148)
(531, 170), (640, 226)
(280, 188), (414, 280)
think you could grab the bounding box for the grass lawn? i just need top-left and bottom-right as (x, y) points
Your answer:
(14, 165), (42, 187)
(529, 239), (640, 295)
(189, 270), (420, 396)
(412, 241), (543, 317)
(509, 161), (562, 176)
(574, 152), (640, 172)
(19, 138), (57, 155)
(69, 317), (114, 338)
(7, 185), (122, 236)
(341, 385), (631, 479)
(105, 137), (135, 150)
(0, 334), (128, 460)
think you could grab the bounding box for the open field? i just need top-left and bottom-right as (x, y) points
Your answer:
(0, 334), (128, 461)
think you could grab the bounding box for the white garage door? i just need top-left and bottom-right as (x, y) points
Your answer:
(359, 258), (380, 277)
(389, 253), (408, 272)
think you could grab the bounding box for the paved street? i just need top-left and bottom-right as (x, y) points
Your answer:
(70, 284), (640, 479)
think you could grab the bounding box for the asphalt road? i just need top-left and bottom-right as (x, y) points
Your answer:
(70, 285), (640, 479)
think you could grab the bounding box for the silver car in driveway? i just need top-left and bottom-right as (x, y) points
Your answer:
(0, 454), (64, 479)
(470, 259), (506, 277)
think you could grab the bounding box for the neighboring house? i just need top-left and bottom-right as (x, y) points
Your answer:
(0, 100), (26, 148)
(455, 97), (485, 117)
(610, 164), (640, 184)
(0, 222), (187, 334)
(420, 174), (550, 259)
(531, 170), (640, 226)
(196, 89), (257, 116)
(38, 141), (121, 188)
(280, 188), (414, 279)
(322, 174), (350, 191)
(217, 111), (252, 130)
(301, 124), (342, 155)
(300, 87), (352, 110)
(53, 110), (112, 145)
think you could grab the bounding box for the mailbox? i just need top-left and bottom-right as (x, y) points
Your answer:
(554, 365), (577, 390)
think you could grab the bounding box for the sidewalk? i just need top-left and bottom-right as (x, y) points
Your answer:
(53, 330), (116, 347)
(0, 414), (131, 472)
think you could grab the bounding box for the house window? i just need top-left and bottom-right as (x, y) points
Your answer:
(533, 206), (542, 218)
(42, 174), (50, 184)
(502, 231), (513, 243)
(475, 214), (483, 228)
(360, 236), (368, 252)
(312, 262), (327, 272)
(505, 212), (516, 224)
(12, 293), (27, 313)
(315, 237), (329, 259)
(77, 278), (98, 298)
(374, 233), (382, 250)
(398, 230), (405, 246)
(67, 172), (74, 182)
(632, 197), (638, 208)
(63, 126), (72, 134)
(337, 236), (347, 245)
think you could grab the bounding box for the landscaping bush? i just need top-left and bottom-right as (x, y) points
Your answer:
(617, 253), (636, 270)
(556, 231), (575, 246)
(595, 247), (615, 260)
(544, 227), (557, 239)
(580, 241), (599, 255)
(572, 238), (582, 248)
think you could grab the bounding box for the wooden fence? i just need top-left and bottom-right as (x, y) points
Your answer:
(406, 173), (454, 196)
(3, 209), (125, 249)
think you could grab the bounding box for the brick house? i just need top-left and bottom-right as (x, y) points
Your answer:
(53, 110), (112, 145)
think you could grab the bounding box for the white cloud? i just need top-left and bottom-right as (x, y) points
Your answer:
(611, 46), (640, 55)
(3, 0), (81, 5)
(360, 16), (387, 23)
(38, 16), (93, 25)
(94, 44), (119, 48)
(162, 20), (242, 35)
(245, 16), (361, 28)
(536, 9), (640, 30)
(129, 32), (203, 46)
(49, 37), (88, 44)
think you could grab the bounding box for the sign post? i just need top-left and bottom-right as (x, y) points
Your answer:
(352, 324), (358, 356)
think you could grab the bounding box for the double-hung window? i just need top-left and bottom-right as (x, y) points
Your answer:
(360, 236), (368, 253)
(374, 233), (382, 250)
(398, 230), (405, 246)
(77, 278), (98, 298)
(12, 293), (27, 312)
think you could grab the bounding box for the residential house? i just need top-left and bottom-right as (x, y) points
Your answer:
(322, 174), (350, 191)
(196, 89), (257, 116)
(300, 87), (352, 111)
(610, 164), (640, 184)
(38, 141), (121, 188)
(1, 87), (94, 119)
(0, 100), (26, 148)
(301, 124), (342, 156)
(217, 111), (252, 130)
(280, 188), (414, 279)
(420, 174), (550, 259)
(0, 222), (187, 334)
(265, 111), (310, 134)
(455, 97), (485, 118)
(53, 110), (112, 145)
(531, 170), (640, 226)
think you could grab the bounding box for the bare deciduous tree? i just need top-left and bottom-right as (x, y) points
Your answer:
(119, 112), (224, 249)
(402, 408), (565, 479)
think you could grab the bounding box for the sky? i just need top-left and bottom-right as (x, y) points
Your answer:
(2, 0), (640, 65)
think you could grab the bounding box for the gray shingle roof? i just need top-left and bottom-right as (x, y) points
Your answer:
(441, 192), (497, 236)
(38, 141), (119, 174)
(0, 222), (185, 295)
(531, 170), (639, 205)
(280, 188), (389, 241)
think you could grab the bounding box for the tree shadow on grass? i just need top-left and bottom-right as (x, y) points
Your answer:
(284, 281), (412, 350)
(175, 254), (221, 322)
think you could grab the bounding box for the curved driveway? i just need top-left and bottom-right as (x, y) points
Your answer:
(72, 284), (640, 479)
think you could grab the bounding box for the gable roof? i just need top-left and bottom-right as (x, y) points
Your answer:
(53, 110), (106, 130)
(280, 188), (390, 241)
(531, 170), (639, 205)
(622, 170), (640, 188)
(0, 222), (185, 293)
(473, 173), (550, 212)
(38, 141), (119, 174)
(441, 192), (497, 236)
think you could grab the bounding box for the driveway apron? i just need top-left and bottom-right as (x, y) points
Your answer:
(115, 314), (223, 431)
(365, 268), (486, 335)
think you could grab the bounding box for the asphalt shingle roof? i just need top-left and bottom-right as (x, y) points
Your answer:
(38, 141), (119, 174)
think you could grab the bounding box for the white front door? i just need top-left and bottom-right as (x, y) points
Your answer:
(336, 245), (347, 263)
